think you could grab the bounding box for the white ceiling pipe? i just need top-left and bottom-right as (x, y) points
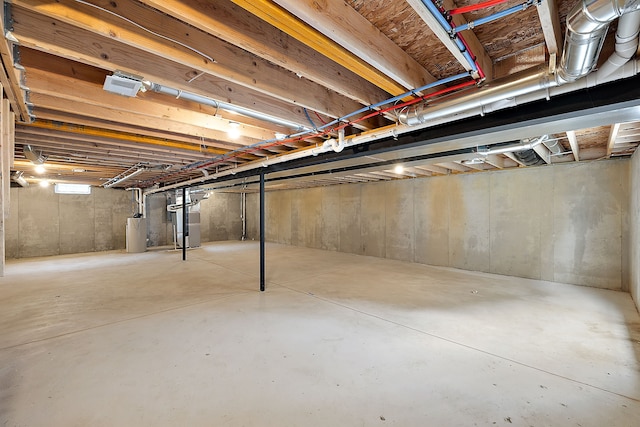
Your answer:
(143, 58), (640, 197)
(597, 9), (640, 78)
(142, 81), (308, 131)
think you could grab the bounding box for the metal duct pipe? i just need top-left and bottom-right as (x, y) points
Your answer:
(22, 145), (47, 164)
(142, 81), (308, 131)
(542, 137), (565, 155)
(558, 0), (640, 83)
(476, 135), (547, 156)
(399, 65), (556, 126)
(103, 167), (146, 189)
(400, 0), (640, 126)
(597, 9), (640, 78)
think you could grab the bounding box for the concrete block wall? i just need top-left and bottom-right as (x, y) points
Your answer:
(630, 151), (640, 312)
(5, 186), (132, 258)
(248, 160), (629, 290)
(145, 191), (242, 247)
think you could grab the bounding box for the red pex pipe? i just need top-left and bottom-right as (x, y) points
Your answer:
(449, 0), (512, 15)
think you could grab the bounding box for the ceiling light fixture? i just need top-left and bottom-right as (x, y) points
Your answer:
(227, 121), (241, 139)
(394, 165), (404, 174)
(35, 165), (46, 174)
(102, 71), (144, 97)
(39, 180), (50, 188)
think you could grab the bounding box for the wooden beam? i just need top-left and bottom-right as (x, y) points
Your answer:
(607, 123), (621, 158)
(456, 160), (486, 171)
(30, 108), (250, 153)
(483, 154), (505, 169)
(566, 130), (580, 161)
(2, 98), (11, 220)
(0, 5), (30, 122)
(437, 161), (470, 172)
(0, 85), (7, 276)
(14, 136), (203, 167)
(536, 0), (563, 56)
(14, 0), (385, 125)
(17, 125), (256, 164)
(504, 152), (526, 166)
(263, 0), (437, 91)
(443, 0), (493, 81)
(136, 0), (392, 105)
(406, 0), (482, 80)
(30, 92), (259, 150)
(414, 164), (449, 175)
(26, 67), (274, 143)
(22, 120), (229, 156)
(12, 9), (379, 132)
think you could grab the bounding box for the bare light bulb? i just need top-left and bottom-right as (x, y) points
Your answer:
(227, 121), (241, 139)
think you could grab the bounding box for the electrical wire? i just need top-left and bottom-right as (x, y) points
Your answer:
(73, 0), (215, 63)
(303, 108), (318, 130)
(449, 0), (512, 15)
(139, 78), (478, 187)
(314, 110), (328, 125)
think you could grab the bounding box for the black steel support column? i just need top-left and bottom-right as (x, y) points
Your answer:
(182, 187), (187, 261)
(259, 172), (265, 292)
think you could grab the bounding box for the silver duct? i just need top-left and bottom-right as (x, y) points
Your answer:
(399, 0), (640, 126)
(475, 135), (548, 156)
(142, 81), (308, 131)
(558, 0), (640, 82)
(22, 145), (47, 165)
(398, 65), (556, 126)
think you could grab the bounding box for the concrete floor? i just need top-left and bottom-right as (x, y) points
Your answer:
(1, 241), (639, 426)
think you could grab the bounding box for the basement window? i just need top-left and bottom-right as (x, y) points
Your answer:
(54, 183), (91, 195)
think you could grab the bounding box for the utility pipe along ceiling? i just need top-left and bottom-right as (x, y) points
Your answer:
(3, 0), (640, 191)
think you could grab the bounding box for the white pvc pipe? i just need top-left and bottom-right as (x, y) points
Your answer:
(597, 9), (640, 78)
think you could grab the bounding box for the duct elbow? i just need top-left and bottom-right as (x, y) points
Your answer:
(397, 108), (425, 126)
(559, 0), (640, 83)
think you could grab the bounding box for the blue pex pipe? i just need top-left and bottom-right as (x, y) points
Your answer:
(419, 0), (478, 74)
(451, 1), (536, 34)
